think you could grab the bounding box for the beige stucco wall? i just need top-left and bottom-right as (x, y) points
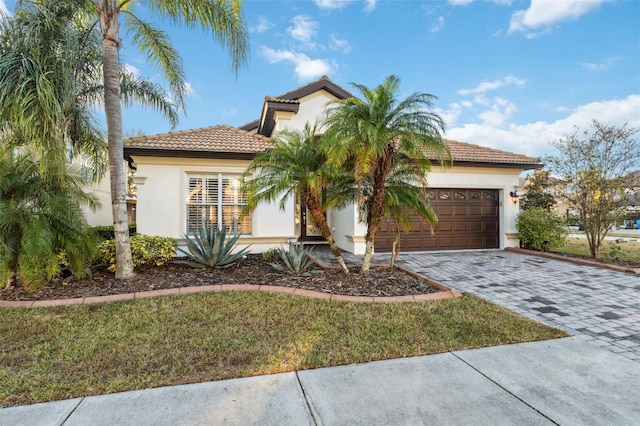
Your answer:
(83, 173), (114, 227)
(274, 90), (337, 133)
(131, 156), (295, 254)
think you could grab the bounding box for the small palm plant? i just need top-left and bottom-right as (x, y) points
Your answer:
(177, 226), (250, 269)
(270, 243), (317, 275)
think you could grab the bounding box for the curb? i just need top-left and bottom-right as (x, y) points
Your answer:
(505, 247), (640, 275)
(0, 273), (461, 309)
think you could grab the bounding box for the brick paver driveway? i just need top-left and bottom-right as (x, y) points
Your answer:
(389, 250), (640, 362)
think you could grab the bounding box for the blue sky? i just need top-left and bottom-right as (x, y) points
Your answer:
(2, 0), (639, 158)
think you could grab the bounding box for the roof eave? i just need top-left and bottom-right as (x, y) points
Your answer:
(124, 148), (263, 160)
(432, 160), (544, 170)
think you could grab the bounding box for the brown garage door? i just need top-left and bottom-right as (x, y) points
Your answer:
(375, 188), (499, 251)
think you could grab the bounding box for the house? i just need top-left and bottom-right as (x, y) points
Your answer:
(121, 76), (542, 254)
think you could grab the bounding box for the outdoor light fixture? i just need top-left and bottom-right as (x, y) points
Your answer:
(509, 191), (520, 205)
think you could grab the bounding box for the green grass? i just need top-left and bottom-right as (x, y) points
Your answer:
(0, 292), (566, 407)
(555, 237), (640, 265)
(569, 230), (639, 239)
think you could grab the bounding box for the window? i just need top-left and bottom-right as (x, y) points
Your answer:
(186, 174), (251, 234)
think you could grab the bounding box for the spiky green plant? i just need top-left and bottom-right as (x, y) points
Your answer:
(177, 226), (250, 269)
(270, 243), (317, 276)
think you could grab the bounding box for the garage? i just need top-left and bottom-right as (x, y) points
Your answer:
(375, 188), (500, 251)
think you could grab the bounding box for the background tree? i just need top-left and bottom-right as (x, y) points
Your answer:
(323, 75), (450, 273)
(242, 124), (350, 274)
(71, 0), (248, 279)
(520, 170), (556, 211)
(545, 120), (640, 259)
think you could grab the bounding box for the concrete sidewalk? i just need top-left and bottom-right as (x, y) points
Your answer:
(2, 336), (639, 425)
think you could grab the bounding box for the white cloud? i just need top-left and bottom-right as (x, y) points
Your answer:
(458, 75), (526, 96)
(287, 15), (319, 50)
(449, 0), (512, 5)
(313, 0), (376, 12)
(123, 63), (141, 78)
(435, 101), (473, 126)
(313, 0), (350, 10)
(223, 107), (238, 117)
(579, 56), (620, 71)
(330, 34), (351, 53)
(251, 16), (274, 34)
(184, 82), (195, 97)
(364, 0), (376, 12)
(260, 47), (333, 81)
(0, 0), (11, 17)
(446, 94), (640, 158)
(431, 16), (445, 33)
(509, 0), (609, 36)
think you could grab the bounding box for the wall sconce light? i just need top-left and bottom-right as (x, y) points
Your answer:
(509, 191), (520, 205)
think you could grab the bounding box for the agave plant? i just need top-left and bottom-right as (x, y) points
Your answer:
(177, 226), (250, 269)
(270, 243), (316, 275)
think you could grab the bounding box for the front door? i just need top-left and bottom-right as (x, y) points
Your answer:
(295, 197), (324, 241)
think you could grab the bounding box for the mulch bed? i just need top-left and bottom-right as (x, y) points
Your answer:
(0, 255), (441, 301)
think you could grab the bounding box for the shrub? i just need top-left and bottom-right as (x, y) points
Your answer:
(92, 224), (137, 241)
(516, 207), (568, 252)
(176, 226), (250, 269)
(270, 243), (316, 275)
(97, 234), (175, 272)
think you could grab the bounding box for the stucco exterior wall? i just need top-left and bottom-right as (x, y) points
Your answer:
(132, 156), (295, 254)
(274, 90), (337, 133)
(426, 165), (524, 249)
(83, 174), (114, 227)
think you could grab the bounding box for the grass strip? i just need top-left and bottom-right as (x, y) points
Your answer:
(555, 237), (640, 265)
(0, 292), (567, 407)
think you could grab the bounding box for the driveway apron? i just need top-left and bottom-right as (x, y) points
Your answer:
(388, 250), (640, 362)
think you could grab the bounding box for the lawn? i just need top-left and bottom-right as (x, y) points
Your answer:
(0, 292), (566, 407)
(555, 237), (640, 266)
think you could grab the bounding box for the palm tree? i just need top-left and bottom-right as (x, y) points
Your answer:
(73, 0), (248, 278)
(323, 75), (450, 273)
(1, 1), (177, 178)
(376, 155), (438, 267)
(0, 144), (98, 291)
(242, 124), (350, 274)
(328, 152), (438, 268)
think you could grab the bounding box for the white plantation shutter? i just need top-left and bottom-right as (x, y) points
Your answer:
(186, 173), (250, 234)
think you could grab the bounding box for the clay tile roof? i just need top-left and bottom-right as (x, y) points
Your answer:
(442, 139), (542, 167)
(626, 170), (640, 188)
(123, 125), (272, 154)
(264, 96), (300, 104)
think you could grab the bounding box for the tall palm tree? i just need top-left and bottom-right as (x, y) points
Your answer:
(75, 0), (248, 278)
(242, 124), (350, 274)
(323, 75), (450, 273)
(1, 1), (177, 179)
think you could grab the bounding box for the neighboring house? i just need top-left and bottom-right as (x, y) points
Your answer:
(624, 170), (640, 221)
(118, 76), (542, 254)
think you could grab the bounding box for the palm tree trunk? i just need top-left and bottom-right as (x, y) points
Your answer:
(390, 230), (400, 267)
(306, 193), (350, 274)
(100, 4), (135, 279)
(360, 145), (394, 274)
